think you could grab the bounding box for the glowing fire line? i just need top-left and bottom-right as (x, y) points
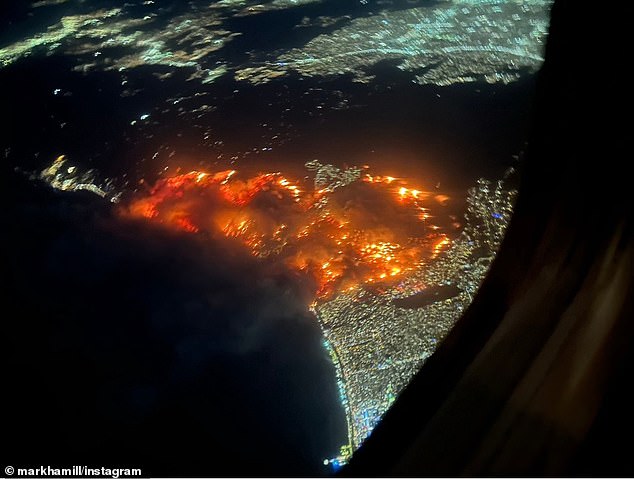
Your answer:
(123, 168), (450, 298)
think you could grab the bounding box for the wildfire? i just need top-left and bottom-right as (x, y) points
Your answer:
(432, 235), (450, 257)
(123, 167), (451, 298)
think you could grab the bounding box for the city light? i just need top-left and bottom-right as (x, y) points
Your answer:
(40, 154), (516, 465)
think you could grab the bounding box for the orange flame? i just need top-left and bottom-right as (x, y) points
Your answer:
(122, 168), (450, 299)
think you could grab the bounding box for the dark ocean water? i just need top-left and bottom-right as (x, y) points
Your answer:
(2, 1), (538, 475)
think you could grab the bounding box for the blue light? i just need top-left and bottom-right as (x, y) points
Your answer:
(492, 212), (503, 219)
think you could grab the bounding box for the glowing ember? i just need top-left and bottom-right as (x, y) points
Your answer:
(122, 168), (450, 298)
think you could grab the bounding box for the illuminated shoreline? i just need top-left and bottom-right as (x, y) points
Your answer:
(313, 173), (516, 465)
(38, 155), (516, 466)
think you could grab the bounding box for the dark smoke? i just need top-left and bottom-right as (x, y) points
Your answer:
(3, 169), (346, 477)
